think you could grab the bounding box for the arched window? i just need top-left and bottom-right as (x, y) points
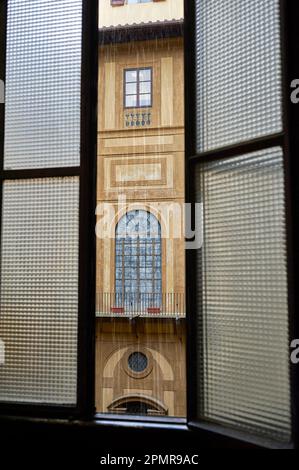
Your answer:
(108, 395), (168, 416)
(115, 210), (161, 307)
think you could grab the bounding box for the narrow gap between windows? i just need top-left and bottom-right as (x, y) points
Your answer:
(95, 0), (186, 418)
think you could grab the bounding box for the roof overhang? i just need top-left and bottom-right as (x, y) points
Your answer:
(99, 19), (184, 45)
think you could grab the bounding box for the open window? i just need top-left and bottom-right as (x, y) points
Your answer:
(0, 0), (97, 418)
(0, 0), (298, 452)
(185, 0), (298, 448)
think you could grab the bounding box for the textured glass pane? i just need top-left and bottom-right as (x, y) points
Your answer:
(4, 0), (82, 169)
(0, 178), (79, 404)
(195, 148), (291, 443)
(196, 0), (282, 152)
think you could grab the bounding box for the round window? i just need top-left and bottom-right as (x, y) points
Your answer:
(128, 352), (148, 373)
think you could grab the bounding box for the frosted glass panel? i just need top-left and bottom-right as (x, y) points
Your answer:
(195, 148), (291, 442)
(0, 178), (79, 404)
(196, 0), (282, 152)
(4, 0), (82, 169)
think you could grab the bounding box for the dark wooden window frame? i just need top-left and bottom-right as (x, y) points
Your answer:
(0, 0), (297, 451)
(0, 0), (98, 421)
(184, 0), (299, 450)
(123, 67), (152, 109)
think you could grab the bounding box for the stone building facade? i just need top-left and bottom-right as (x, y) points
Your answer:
(95, 0), (185, 417)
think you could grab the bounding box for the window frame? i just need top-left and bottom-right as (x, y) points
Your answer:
(0, 0), (98, 421)
(0, 0), (297, 451)
(184, 0), (299, 449)
(123, 67), (153, 109)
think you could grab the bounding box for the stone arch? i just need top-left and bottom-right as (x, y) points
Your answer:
(148, 347), (174, 381)
(103, 347), (128, 378)
(108, 394), (168, 415)
(103, 346), (174, 381)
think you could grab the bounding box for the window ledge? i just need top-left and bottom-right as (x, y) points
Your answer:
(94, 413), (187, 431)
(0, 413), (188, 432)
(1, 414), (293, 449)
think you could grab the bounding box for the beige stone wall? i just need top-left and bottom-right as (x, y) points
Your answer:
(99, 0), (184, 28)
(96, 319), (186, 416)
(96, 36), (185, 416)
(98, 39), (184, 131)
(97, 37), (185, 295)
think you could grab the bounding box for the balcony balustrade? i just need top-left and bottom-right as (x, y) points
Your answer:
(124, 111), (151, 127)
(96, 292), (185, 319)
